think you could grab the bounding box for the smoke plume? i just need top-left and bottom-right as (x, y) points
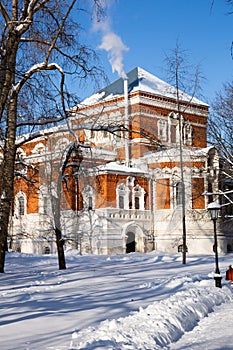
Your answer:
(98, 30), (129, 79)
(94, 14), (129, 79)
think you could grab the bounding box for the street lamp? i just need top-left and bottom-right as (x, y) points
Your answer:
(207, 201), (222, 288)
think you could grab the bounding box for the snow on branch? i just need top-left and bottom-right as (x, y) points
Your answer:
(13, 62), (64, 94)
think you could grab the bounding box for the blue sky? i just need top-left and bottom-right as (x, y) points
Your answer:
(77, 0), (232, 104)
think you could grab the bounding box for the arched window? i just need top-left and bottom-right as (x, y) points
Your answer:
(135, 197), (140, 209)
(18, 196), (25, 215)
(132, 184), (145, 210)
(158, 119), (167, 141)
(183, 123), (192, 145)
(117, 182), (145, 210)
(119, 195), (124, 209)
(15, 192), (27, 216)
(88, 196), (93, 210)
(117, 183), (129, 209)
(82, 186), (94, 210)
(15, 149), (27, 175)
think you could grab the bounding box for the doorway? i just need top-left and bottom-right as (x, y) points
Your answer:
(126, 232), (136, 253)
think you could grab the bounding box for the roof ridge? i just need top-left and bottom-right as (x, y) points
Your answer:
(79, 67), (208, 107)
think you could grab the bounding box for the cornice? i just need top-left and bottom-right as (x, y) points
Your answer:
(73, 91), (208, 119)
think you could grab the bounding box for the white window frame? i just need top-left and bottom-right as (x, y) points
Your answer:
(117, 182), (145, 210)
(15, 149), (27, 175)
(116, 183), (130, 209)
(15, 191), (27, 216)
(183, 123), (192, 145)
(82, 185), (94, 210)
(132, 184), (145, 210)
(158, 119), (167, 141)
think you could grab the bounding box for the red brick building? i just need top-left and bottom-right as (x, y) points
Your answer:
(10, 67), (232, 255)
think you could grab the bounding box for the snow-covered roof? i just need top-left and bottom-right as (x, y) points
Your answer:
(93, 161), (147, 175)
(80, 67), (208, 107)
(142, 146), (214, 163)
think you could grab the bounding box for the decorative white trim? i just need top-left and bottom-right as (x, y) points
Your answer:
(15, 191), (27, 217)
(82, 185), (95, 210)
(31, 142), (47, 155)
(54, 138), (69, 153)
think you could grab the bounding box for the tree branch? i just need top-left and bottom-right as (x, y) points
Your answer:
(0, 1), (10, 23)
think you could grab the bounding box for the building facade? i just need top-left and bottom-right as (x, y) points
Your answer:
(8, 67), (233, 255)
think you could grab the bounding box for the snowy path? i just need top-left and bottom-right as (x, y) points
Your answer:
(170, 300), (233, 350)
(1, 252), (233, 349)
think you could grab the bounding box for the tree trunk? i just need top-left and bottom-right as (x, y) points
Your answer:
(0, 95), (17, 272)
(0, 30), (20, 272)
(55, 227), (66, 270)
(52, 193), (66, 270)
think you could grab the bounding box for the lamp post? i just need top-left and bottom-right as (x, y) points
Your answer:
(207, 201), (222, 288)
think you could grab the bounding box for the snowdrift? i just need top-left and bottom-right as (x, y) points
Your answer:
(70, 279), (233, 349)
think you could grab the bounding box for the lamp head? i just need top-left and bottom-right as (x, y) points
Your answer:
(207, 201), (221, 220)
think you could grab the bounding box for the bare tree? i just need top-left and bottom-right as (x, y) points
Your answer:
(224, 0), (233, 58)
(211, 0), (233, 58)
(49, 142), (83, 269)
(0, 0), (105, 272)
(163, 42), (205, 264)
(208, 81), (233, 215)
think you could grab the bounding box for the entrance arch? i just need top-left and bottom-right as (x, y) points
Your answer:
(122, 223), (145, 253)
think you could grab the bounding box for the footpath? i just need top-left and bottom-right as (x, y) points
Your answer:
(170, 298), (233, 350)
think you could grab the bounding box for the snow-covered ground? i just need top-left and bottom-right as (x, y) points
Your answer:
(1, 250), (233, 350)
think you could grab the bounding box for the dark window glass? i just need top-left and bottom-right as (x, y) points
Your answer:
(18, 196), (25, 215)
(88, 197), (93, 210)
(135, 197), (140, 209)
(119, 196), (124, 209)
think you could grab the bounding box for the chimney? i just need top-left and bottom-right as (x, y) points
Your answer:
(124, 78), (130, 166)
